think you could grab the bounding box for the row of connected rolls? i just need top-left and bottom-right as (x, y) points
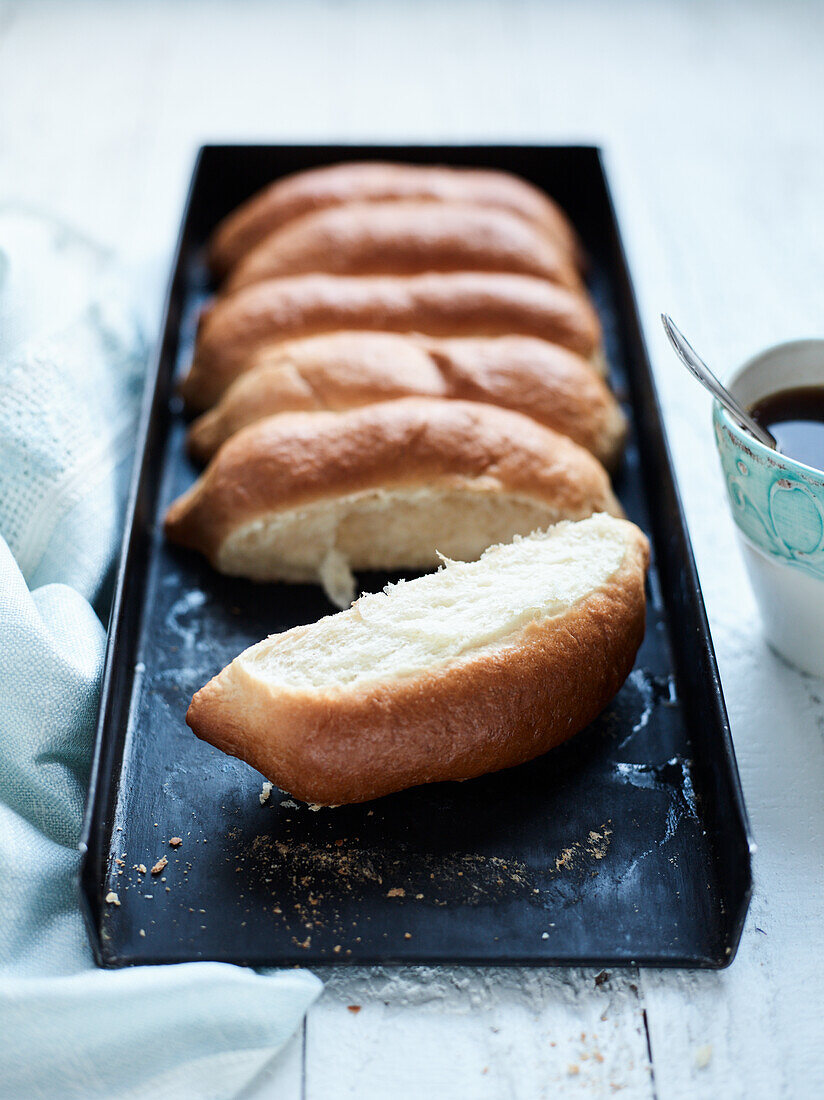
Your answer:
(165, 160), (628, 606)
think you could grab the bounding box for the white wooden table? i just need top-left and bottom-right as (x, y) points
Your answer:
(2, 2), (823, 1096)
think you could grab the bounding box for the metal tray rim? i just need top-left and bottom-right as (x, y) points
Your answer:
(78, 149), (205, 943)
(597, 146), (754, 854)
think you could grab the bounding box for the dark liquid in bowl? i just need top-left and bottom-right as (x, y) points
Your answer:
(750, 386), (824, 472)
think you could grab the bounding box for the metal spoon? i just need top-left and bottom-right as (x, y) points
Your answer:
(660, 314), (777, 449)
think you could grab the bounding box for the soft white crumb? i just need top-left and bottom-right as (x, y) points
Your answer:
(318, 547), (356, 609)
(259, 781), (273, 805)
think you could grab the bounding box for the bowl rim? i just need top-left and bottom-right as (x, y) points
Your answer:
(715, 336), (824, 484)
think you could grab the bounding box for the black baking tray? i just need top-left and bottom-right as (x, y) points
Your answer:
(79, 145), (753, 969)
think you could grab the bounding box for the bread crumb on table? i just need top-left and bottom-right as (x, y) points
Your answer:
(151, 857), (168, 875)
(695, 1044), (713, 1069)
(137, 864), (147, 874)
(105, 891), (120, 906)
(259, 782), (273, 805)
(387, 887), (405, 898)
(169, 837), (182, 847)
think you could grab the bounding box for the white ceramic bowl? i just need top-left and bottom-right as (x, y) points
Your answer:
(713, 339), (824, 677)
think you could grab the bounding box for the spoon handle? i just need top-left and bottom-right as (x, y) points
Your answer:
(661, 315), (777, 449)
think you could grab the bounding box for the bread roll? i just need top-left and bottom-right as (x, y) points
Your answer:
(187, 332), (626, 468)
(186, 513), (649, 805)
(223, 201), (582, 293)
(165, 398), (622, 607)
(181, 273), (603, 410)
(208, 161), (581, 278)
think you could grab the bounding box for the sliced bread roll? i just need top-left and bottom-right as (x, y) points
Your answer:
(165, 397), (622, 607)
(181, 272), (603, 410)
(208, 161), (581, 278)
(187, 331), (627, 468)
(223, 201), (582, 293)
(186, 513), (649, 805)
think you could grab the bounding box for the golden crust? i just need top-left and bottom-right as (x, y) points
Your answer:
(208, 161), (582, 278)
(181, 272), (603, 410)
(165, 398), (622, 564)
(223, 201), (583, 293)
(187, 332), (627, 468)
(186, 521), (649, 805)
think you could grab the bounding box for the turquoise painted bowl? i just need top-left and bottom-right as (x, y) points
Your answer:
(713, 339), (824, 676)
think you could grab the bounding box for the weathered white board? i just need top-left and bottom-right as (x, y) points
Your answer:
(2, 2), (823, 1096)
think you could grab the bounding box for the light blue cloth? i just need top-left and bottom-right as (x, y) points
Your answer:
(0, 209), (321, 1099)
